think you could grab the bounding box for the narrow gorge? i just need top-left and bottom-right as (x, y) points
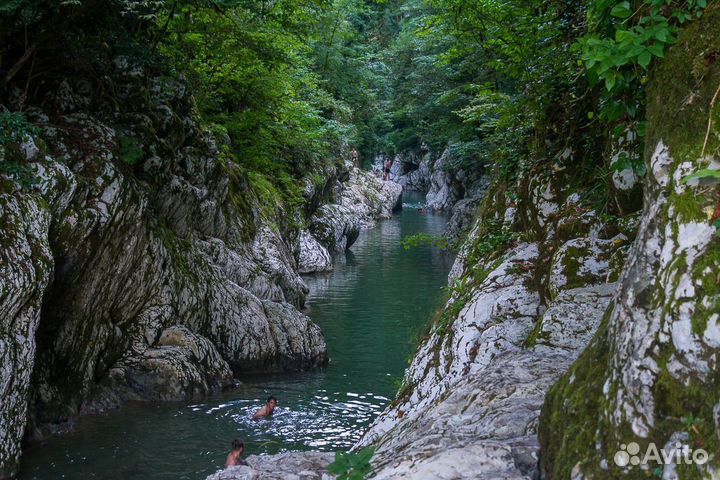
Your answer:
(2, 0), (720, 479)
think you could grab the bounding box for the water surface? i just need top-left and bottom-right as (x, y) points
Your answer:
(19, 190), (452, 480)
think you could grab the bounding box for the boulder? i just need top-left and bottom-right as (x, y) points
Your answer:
(298, 230), (333, 274)
(105, 326), (234, 402)
(206, 452), (335, 480)
(310, 204), (361, 252)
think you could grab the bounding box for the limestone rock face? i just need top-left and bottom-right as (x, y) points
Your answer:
(533, 283), (618, 355)
(309, 165), (402, 253)
(375, 148), (488, 245)
(540, 13), (720, 477)
(205, 452), (334, 480)
(399, 156), (431, 192)
(378, 151), (432, 191)
(16, 111), (327, 439)
(250, 226), (309, 308)
(298, 230), (333, 274)
(0, 66), (334, 477)
(0, 194), (54, 479)
(444, 195), (484, 246)
(425, 149), (460, 211)
(310, 204), (361, 253)
(356, 237), (620, 479)
(547, 236), (627, 299)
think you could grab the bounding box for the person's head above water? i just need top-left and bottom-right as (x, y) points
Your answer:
(252, 395), (278, 418)
(226, 439), (248, 468)
(231, 439), (244, 453)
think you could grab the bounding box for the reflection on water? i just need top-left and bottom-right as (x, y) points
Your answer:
(19, 191), (452, 480)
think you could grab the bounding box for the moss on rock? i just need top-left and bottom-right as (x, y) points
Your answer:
(540, 8), (720, 478)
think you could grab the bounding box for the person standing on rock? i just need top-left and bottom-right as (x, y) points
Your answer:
(225, 439), (249, 468)
(252, 396), (277, 419)
(383, 157), (393, 181)
(351, 148), (359, 167)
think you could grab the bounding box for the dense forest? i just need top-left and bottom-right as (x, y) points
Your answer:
(3, 0), (703, 211)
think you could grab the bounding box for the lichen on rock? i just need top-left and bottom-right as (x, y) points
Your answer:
(539, 10), (720, 478)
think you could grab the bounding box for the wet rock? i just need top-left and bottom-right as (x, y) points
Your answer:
(206, 452), (334, 480)
(104, 326), (233, 402)
(298, 230), (333, 274)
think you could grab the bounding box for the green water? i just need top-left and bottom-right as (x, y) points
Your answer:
(18, 191), (452, 480)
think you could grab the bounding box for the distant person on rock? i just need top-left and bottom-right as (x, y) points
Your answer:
(351, 148), (359, 167)
(252, 396), (277, 419)
(225, 439), (249, 468)
(384, 157), (393, 181)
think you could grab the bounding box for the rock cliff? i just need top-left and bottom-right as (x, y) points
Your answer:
(540, 12), (720, 479)
(304, 165), (402, 260)
(0, 62), (400, 478)
(375, 148), (488, 246)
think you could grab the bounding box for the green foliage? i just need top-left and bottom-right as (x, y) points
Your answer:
(118, 136), (144, 166)
(370, 0), (588, 183)
(683, 168), (720, 186)
(159, 1), (344, 179)
(576, 0), (709, 145)
(0, 111), (38, 188)
(467, 227), (514, 261)
(0, 110), (37, 145)
(400, 232), (448, 250)
(327, 447), (375, 480)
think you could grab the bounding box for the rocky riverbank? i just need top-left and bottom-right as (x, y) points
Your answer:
(206, 452), (334, 480)
(299, 166), (402, 274)
(0, 61), (401, 478)
(375, 149), (488, 246)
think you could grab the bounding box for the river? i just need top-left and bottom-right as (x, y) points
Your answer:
(18, 191), (453, 480)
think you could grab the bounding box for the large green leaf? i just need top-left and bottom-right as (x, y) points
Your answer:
(683, 169), (720, 186)
(611, 1), (632, 18)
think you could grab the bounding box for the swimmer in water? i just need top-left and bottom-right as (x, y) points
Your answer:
(252, 396), (277, 419)
(225, 439), (249, 468)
